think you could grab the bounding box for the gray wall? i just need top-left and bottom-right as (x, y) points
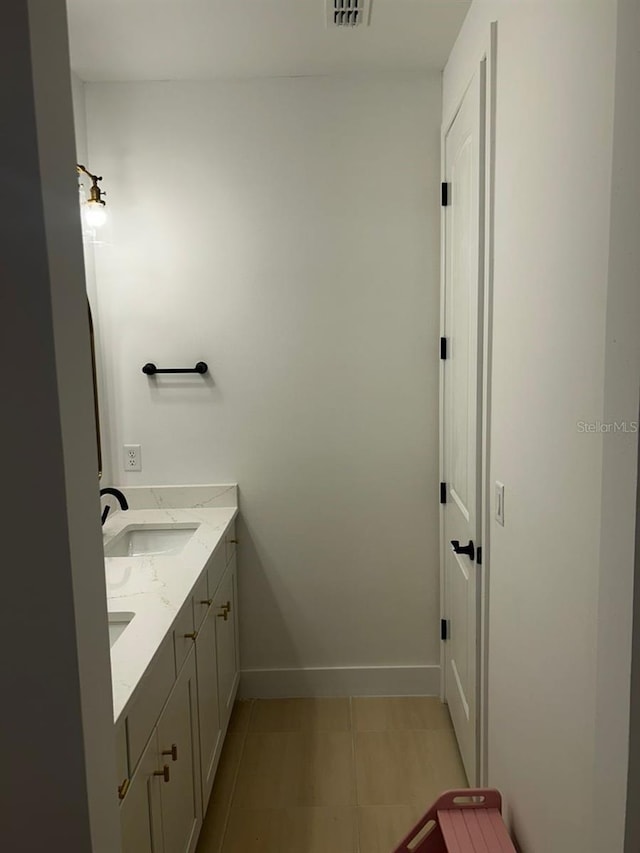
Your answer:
(626, 412), (640, 851)
(1, 1), (120, 849)
(621, 7), (640, 841)
(595, 0), (640, 849)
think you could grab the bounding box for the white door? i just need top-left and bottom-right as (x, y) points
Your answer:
(442, 69), (484, 784)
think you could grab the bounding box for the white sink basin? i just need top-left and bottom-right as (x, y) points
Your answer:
(104, 524), (198, 558)
(108, 612), (135, 647)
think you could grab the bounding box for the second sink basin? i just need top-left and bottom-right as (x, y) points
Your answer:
(105, 524), (198, 558)
(108, 611), (135, 647)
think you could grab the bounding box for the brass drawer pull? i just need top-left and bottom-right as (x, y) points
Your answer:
(199, 598), (213, 606)
(217, 608), (229, 621)
(183, 631), (198, 640)
(162, 743), (178, 762)
(229, 538), (239, 545)
(154, 765), (170, 783)
(117, 778), (130, 800)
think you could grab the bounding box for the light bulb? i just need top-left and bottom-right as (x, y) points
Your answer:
(84, 201), (107, 229)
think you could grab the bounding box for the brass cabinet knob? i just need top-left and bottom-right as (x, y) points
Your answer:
(199, 598), (213, 606)
(117, 778), (130, 800)
(183, 631), (198, 640)
(154, 765), (170, 783)
(162, 743), (178, 762)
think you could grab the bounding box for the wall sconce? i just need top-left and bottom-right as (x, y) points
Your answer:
(77, 163), (107, 229)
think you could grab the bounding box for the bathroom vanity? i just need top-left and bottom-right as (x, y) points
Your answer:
(103, 485), (239, 853)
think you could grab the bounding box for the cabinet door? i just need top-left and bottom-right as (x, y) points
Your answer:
(157, 648), (202, 853)
(121, 730), (163, 853)
(195, 601), (222, 808)
(233, 556), (240, 675)
(214, 556), (239, 731)
(224, 520), (237, 566)
(173, 598), (196, 677)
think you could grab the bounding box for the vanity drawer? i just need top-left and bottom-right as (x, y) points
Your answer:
(126, 635), (174, 774)
(206, 543), (227, 599)
(192, 572), (210, 630)
(173, 599), (196, 676)
(225, 521), (237, 565)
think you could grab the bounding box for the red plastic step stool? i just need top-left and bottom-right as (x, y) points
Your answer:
(391, 789), (517, 853)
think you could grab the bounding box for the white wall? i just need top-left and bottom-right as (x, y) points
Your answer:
(71, 72), (112, 484)
(84, 74), (443, 693)
(445, 2), (638, 852)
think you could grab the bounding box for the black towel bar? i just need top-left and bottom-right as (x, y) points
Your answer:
(142, 362), (208, 376)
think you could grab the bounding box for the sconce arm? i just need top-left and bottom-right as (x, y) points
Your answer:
(77, 163), (100, 182)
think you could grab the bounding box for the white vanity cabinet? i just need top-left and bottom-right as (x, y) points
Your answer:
(120, 731), (162, 853)
(195, 545), (240, 806)
(214, 554), (239, 732)
(121, 648), (201, 853)
(117, 517), (240, 853)
(194, 593), (223, 808)
(157, 648), (202, 853)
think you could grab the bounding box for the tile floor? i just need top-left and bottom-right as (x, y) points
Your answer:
(196, 697), (468, 853)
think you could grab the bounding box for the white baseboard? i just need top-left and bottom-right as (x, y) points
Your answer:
(238, 665), (441, 699)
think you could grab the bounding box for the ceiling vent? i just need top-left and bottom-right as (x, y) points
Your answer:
(326, 0), (372, 27)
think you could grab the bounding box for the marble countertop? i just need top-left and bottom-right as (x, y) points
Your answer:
(103, 490), (238, 724)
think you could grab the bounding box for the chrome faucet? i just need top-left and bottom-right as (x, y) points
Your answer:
(100, 487), (129, 526)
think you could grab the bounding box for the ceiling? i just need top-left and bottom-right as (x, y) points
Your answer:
(66, 0), (471, 82)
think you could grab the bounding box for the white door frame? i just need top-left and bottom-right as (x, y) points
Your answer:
(439, 22), (497, 788)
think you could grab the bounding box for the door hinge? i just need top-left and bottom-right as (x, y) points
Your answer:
(440, 482), (447, 504)
(440, 337), (448, 360)
(477, 546), (482, 566)
(441, 182), (450, 207)
(440, 618), (449, 641)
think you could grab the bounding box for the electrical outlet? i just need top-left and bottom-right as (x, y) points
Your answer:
(495, 481), (505, 526)
(124, 444), (141, 472)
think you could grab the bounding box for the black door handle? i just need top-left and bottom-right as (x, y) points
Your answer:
(450, 539), (475, 561)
